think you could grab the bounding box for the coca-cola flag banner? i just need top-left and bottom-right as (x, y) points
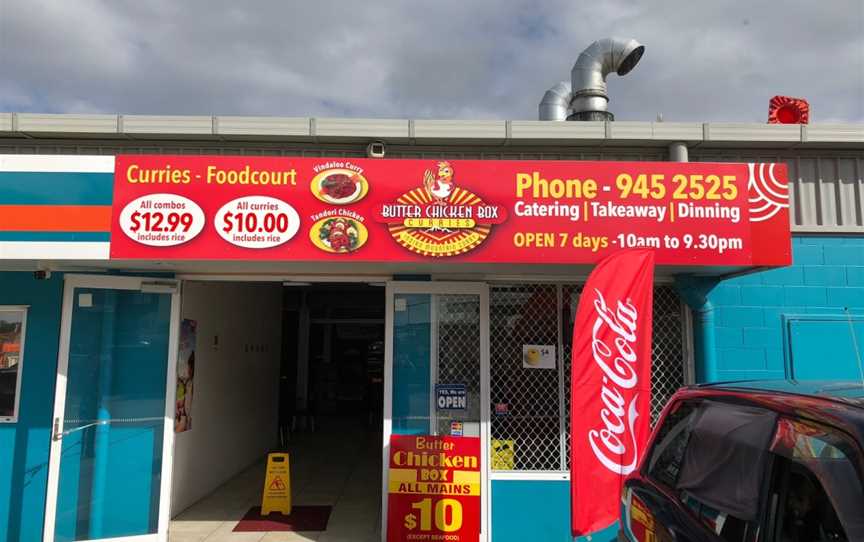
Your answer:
(570, 249), (655, 536)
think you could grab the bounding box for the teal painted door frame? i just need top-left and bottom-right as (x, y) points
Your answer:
(383, 281), (492, 541)
(42, 275), (181, 542)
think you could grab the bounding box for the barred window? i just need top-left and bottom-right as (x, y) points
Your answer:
(490, 284), (687, 472)
(490, 285), (561, 471)
(434, 294), (482, 437)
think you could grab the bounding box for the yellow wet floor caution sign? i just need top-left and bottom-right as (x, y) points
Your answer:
(261, 452), (292, 516)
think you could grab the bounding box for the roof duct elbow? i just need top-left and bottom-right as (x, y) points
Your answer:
(539, 81), (573, 121)
(569, 37), (644, 121)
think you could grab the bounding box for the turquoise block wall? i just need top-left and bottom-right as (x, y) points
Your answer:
(683, 236), (864, 382)
(491, 480), (618, 542)
(0, 272), (63, 542)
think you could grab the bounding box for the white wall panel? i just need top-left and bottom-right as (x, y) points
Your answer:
(170, 281), (283, 516)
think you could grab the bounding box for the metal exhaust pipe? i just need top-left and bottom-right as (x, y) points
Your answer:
(539, 37), (644, 121)
(570, 37), (644, 121)
(538, 81), (572, 121)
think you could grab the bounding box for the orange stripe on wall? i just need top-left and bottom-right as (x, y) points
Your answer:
(0, 205), (112, 232)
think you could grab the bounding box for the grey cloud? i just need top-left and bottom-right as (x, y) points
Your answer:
(0, 0), (861, 122)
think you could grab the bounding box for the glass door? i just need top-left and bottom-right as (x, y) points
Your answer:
(382, 282), (490, 541)
(43, 275), (180, 542)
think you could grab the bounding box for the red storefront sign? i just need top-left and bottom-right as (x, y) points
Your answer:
(387, 435), (480, 542)
(110, 155), (791, 266)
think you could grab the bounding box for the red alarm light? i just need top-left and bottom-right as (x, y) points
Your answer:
(768, 96), (810, 124)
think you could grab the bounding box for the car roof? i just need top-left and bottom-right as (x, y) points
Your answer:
(675, 380), (864, 445)
(697, 379), (864, 407)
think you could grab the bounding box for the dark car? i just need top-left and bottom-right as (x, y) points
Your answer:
(619, 381), (864, 542)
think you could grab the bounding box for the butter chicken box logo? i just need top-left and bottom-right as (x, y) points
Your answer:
(377, 162), (506, 257)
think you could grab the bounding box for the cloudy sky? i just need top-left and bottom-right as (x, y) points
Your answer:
(1, 0), (862, 122)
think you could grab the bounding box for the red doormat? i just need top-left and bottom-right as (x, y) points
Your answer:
(233, 506), (332, 532)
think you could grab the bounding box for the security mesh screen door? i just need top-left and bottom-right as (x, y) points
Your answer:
(489, 284), (686, 472)
(390, 291), (484, 438)
(489, 284), (561, 471)
(433, 294), (482, 437)
(387, 282), (489, 539)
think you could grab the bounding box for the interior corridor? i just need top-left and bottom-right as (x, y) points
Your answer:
(168, 416), (382, 542)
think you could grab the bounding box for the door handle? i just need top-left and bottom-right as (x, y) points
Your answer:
(53, 417), (163, 440)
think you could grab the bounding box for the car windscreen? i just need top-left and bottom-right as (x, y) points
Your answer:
(675, 400), (778, 521)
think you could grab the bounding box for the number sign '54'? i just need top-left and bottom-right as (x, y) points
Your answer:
(110, 155), (791, 266)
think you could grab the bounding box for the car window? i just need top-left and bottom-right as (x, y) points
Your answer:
(681, 492), (758, 542)
(770, 459), (846, 542)
(646, 399), (776, 542)
(676, 401), (777, 520)
(768, 418), (864, 541)
(646, 401), (698, 488)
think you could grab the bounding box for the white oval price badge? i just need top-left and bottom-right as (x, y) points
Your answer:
(119, 193), (205, 247)
(215, 196), (301, 249)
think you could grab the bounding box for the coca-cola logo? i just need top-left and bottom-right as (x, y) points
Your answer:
(586, 288), (641, 475)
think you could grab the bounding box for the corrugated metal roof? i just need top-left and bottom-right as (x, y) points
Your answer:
(0, 114), (861, 233)
(693, 150), (864, 232)
(0, 113), (861, 147)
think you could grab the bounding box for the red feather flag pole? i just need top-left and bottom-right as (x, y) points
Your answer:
(570, 250), (655, 536)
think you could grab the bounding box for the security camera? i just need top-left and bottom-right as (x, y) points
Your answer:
(33, 270), (51, 280)
(366, 141), (386, 158)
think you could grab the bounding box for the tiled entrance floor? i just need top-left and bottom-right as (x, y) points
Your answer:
(169, 417), (382, 542)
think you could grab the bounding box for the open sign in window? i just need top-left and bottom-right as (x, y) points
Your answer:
(436, 384), (467, 411)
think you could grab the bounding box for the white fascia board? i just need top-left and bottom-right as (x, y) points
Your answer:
(314, 118), (410, 139)
(0, 154), (115, 172)
(805, 123), (864, 144)
(509, 120), (606, 141)
(16, 114), (119, 134)
(121, 115), (214, 135)
(0, 242), (110, 260)
(413, 119), (506, 140)
(216, 116), (311, 137)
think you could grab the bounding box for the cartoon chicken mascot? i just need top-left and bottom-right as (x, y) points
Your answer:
(423, 161), (455, 205)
